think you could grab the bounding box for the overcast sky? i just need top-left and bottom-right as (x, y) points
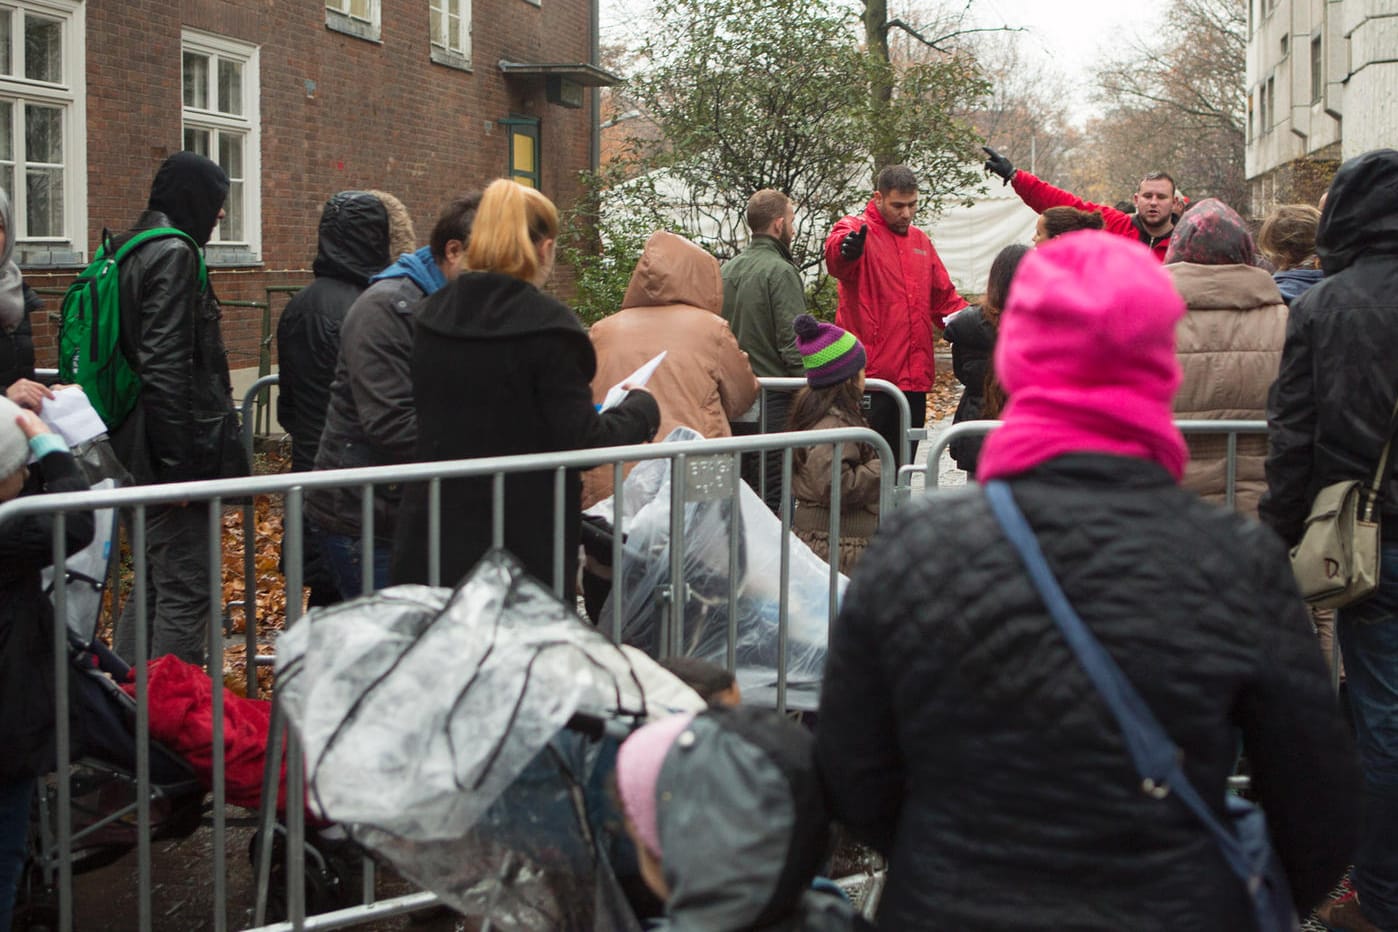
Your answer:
(601, 0), (1164, 127)
(966, 0), (1163, 124)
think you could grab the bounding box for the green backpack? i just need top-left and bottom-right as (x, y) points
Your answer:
(58, 227), (208, 429)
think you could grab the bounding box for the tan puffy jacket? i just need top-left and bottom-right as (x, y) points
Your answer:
(1168, 263), (1287, 518)
(583, 231), (760, 507)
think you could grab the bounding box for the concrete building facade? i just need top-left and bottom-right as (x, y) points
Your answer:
(6, 0), (612, 376)
(1245, 0), (1398, 214)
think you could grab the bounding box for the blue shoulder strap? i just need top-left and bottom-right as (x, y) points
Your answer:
(982, 480), (1258, 886)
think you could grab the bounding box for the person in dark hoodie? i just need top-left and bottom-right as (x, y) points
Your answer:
(307, 194), (477, 598)
(1262, 149), (1398, 932)
(276, 190), (414, 606)
(615, 707), (870, 931)
(390, 178), (660, 597)
(110, 151), (247, 665)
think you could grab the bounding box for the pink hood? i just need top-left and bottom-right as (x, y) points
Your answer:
(977, 231), (1189, 482)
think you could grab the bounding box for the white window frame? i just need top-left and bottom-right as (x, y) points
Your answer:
(181, 29), (261, 264)
(0, 0), (86, 266)
(326, 0), (381, 43)
(429, 0), (471, 70)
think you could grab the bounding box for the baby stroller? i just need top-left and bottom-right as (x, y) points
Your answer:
(275, 550), (706, 929)
(13, 634), (206, 931)
(585, 428), (845, 709)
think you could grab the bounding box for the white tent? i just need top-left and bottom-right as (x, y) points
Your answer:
(924, 180), (1039, 296)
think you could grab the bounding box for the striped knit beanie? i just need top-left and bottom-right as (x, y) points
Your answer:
(792, 314), (866, 389)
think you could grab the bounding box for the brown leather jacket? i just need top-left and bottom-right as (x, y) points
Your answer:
(1168, 262), (1287, 518)
(583, 231), (759, 507)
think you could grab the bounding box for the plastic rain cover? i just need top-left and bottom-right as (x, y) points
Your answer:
(588, 427), (846, 700)
(275, 550), (703, 930)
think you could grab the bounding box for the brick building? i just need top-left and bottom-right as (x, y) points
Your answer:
(7, 0), (614, 380)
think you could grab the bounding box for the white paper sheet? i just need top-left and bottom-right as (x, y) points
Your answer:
(39, 387), (108, 447)
(599, 350), (666, 412)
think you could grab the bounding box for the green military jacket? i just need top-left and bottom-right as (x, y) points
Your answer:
(720, 235), (806, 378)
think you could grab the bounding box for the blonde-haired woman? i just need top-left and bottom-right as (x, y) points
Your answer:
(391, 179), (660, 596)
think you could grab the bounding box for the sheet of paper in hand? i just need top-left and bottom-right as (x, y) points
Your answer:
(599, 351), (666, 412)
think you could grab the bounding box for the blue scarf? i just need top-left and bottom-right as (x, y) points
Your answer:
(371, 245), (446, 296)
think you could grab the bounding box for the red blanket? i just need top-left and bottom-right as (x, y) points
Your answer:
(121, 655), (286, 812)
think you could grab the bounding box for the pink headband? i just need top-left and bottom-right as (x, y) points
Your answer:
(615, 713), (696, 859)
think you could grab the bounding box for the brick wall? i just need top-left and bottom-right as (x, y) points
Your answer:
(23, 0), (597, 369)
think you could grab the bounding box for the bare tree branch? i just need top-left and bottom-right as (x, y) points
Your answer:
(884, 18), (1023, 52)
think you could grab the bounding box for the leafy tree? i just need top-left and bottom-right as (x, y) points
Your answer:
(562, 0), (989, 324)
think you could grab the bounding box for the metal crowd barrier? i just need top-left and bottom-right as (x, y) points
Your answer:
(0, 423), (894, 932)
(899, 419), (1270, 510)
(756, 376), (911, 467)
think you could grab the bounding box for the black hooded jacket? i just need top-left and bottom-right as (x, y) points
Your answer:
(276, 192), (391, 472)
(390, 271), (660, 595)
(0, 286), (43, 390)
(110, 152), (246, 485)
(1260, 148), (1398, 544)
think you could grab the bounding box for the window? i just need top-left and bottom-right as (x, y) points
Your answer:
(1266, 76), (1275, 132)
(429, 0), (471, 69)
(0, 0), (86, 265)
(501, 116), (540, 188)
(1279, 34), (1288, 57)
(182, 30), (261, 263)
(1311, 35), (1323, 104)
(327, 0), (381, 42)
(1258, 82), (1269, 134)
(1247, 91), (1254, 141)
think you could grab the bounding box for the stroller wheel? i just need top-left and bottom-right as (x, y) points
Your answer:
(249, 826), (358, 920)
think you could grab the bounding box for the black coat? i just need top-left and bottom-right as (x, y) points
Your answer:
(391, 272), (660, 596)
(942, 307), (995, 474)
(276, 192), (391, 473)
(0, 449), (95, 782)
(1261, 149), (1398, 545)
(817, 455), (1359, 930)
(109, 210), (245, 485)
(0, 285), (43, 391)
(306, 274), (425, 540)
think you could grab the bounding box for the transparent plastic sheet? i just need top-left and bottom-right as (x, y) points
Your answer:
(275, 551), (701, 929)
(588, 428), (846, 694)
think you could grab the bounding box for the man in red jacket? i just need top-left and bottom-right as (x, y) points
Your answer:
(824, 165), (967, 467)
(983, 146), (1178, 260)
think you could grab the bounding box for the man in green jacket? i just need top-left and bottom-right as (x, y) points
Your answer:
(722, 189), (807, 510)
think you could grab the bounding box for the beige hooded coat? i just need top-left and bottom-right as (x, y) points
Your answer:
(583, 231), (759, 507)
(1168, 262), (1287, 518)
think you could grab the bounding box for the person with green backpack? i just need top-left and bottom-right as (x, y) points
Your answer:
(81, 151), (247, 665)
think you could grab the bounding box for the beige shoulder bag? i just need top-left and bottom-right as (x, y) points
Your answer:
(1290, 396), (1398, 609)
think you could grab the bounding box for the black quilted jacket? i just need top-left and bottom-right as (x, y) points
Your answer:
(816, 454), (1359, 930)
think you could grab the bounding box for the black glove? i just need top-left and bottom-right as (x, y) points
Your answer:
(840, 224), (868, 261)
(982, 146), (1015, 185)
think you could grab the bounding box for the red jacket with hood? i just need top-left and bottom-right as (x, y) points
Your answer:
(1011, 170), (1173, 261)
(824, 199), (967, 392)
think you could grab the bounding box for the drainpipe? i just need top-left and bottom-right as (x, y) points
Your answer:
(590, 0), (601, 173)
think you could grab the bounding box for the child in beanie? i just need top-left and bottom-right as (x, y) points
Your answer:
(0, 396), (93, 929)
(786, 314), (882, 574)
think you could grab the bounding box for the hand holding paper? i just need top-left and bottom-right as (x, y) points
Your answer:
(599, 351), (666, 412)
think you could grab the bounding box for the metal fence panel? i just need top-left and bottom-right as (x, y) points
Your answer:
(0, 423), (893, 932)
